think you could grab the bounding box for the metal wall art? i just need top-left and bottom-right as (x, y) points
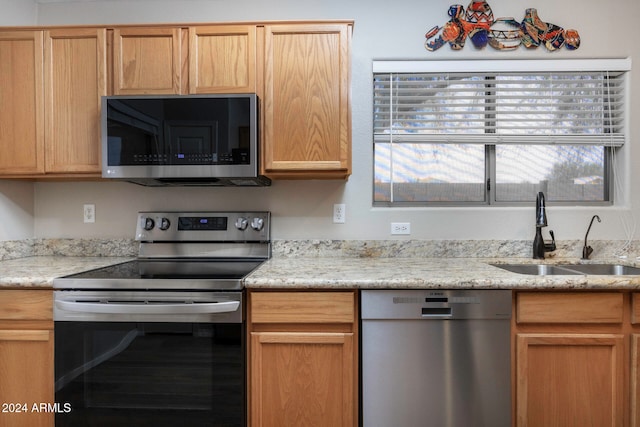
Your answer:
(425, 2), (580, 51)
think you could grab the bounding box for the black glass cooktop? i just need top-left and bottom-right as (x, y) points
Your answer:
(54, 259), (264, 290)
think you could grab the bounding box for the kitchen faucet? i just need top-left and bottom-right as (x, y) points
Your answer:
(533, 191), (556, 259)
(582, 215), (601, 260)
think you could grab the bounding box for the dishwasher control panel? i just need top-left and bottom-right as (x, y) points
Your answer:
(360, 289), (512, 320)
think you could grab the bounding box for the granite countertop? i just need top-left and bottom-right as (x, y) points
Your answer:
(0, 256), (133, 288)
(3, 254), (640, 290)
(244, 256), (640, 290)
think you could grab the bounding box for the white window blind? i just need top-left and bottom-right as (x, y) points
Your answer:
(373, 59), (630, 146)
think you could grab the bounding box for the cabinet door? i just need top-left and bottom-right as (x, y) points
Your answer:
(0, 329), (54, 427)
(44, 28), (106, 174)
(0, 31), (45, 175)
(250, 331), (354, 427)
(516, 333), (624, 427)
(633, 334), (640, 427)
(113, 27), (182, 94)
(188, 25), (256, 93)
(262, 23), (352, 178)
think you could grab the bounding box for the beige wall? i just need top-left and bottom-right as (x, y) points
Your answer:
(3, 0), (640, 241)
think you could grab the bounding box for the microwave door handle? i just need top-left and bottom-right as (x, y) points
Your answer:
(55, 300), (240, 315)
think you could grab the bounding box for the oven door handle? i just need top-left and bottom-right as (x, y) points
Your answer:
(55, 300), (240, 315)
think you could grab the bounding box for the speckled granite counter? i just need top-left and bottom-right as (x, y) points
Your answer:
(0, 256), (133, 288)
(244, 257), (640, 290)
(3, 238), (640, 290)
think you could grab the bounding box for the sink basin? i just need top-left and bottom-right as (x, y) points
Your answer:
(490, 264), (581, 275)
(557, 264), (640, 275)
(491, 263), (640, 276)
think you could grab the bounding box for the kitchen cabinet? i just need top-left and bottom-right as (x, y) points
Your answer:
(189, 25), (256, 94)
(632, 293), (640, 427)
(248, 291), (358, 427)
(514, 292), (626, 427)
(44, 28), (107, 174)
(0, 290), (54, 427)
(261, 22), (352, 179)
(0, 28), (106, 178)
(113, 24), (257, 95)
(112, 27), (183, 94)
(0, 30), (45, 175)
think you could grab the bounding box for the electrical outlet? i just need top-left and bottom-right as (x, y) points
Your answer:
(83, 204), (95, 223)
(391, 222), (411, 235)
(333, 204), (346, 223)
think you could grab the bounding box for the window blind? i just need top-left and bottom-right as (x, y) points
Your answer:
(373, 59), (630, 146)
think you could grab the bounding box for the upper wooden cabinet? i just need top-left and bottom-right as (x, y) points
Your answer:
(0, 21), (352, 179)
(189, 25), (256, 94)
(262, 23), (352, 179)
(0, 30), (45, 175)
(112, 27), (182, 94)
(44, 28), (107, 174)
(0, 28), (106, 177)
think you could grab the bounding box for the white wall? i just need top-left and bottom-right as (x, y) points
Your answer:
(18, 0), (640, 240)
(0, 0), (36, 25)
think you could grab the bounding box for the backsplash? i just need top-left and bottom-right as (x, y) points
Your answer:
(273, 239), (640, 259)
(1, 238), (638, 261)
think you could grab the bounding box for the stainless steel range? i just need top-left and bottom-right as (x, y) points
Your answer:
(53, 211), (270, 427)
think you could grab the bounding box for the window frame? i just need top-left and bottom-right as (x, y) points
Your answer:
(372, 59), (631, 208)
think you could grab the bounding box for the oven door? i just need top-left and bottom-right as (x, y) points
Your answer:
(54, 291), (244, 427)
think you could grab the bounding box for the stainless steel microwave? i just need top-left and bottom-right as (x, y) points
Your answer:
(101, 93), (270, 186)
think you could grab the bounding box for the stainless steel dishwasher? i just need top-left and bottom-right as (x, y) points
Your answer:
(361, 289), (512, 427)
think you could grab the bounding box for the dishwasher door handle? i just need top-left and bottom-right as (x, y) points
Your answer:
(421, 307), (452, 317)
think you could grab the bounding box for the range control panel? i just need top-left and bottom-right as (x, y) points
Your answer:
(135, 211), (270, 242)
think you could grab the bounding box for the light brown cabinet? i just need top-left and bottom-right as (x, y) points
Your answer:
(44, 28), (107, 174)
(112, 24), (257, 95)
(248, 291), (358, 427)
(112, 27), (183, 95)
(0, 30), (45, 175)
(0, 20), (352, 179)
(632, 293), (640, 427)
(0, 28), (106, 178)
(0, 290), (54, 427)
(261, 23), (352, 179)
(514, 292), (627, 427)
(189, 25), (256, 94)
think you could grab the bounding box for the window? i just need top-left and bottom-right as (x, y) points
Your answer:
(373, 59), (630, 206)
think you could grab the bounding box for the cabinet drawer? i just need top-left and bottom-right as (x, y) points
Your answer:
(516, 292), (623, 324)
(633, 293), (640, 324)
(250, 291), (355, 324)
(0, 290), (53, 321)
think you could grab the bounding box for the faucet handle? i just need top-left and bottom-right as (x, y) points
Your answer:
(544, 230), (556, 252)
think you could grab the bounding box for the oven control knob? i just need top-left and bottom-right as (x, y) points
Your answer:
(159, 218), (171, 231)
(143, 217), (155, 231)
(250, 217), (264, 231)
(235, 217), (248, 230)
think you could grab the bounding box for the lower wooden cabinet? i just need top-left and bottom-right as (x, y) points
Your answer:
(0, 290), (54, 427)
(514, 292), (627, 427)
(516, 333), (624, 427)
(633, 334), (640, 427)
(248, 291), (358, 427)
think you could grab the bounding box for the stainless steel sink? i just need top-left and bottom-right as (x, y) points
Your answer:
(557, 263), (640, 275)
(491, 263), (640, 276)
(490, 264), (581, 275)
